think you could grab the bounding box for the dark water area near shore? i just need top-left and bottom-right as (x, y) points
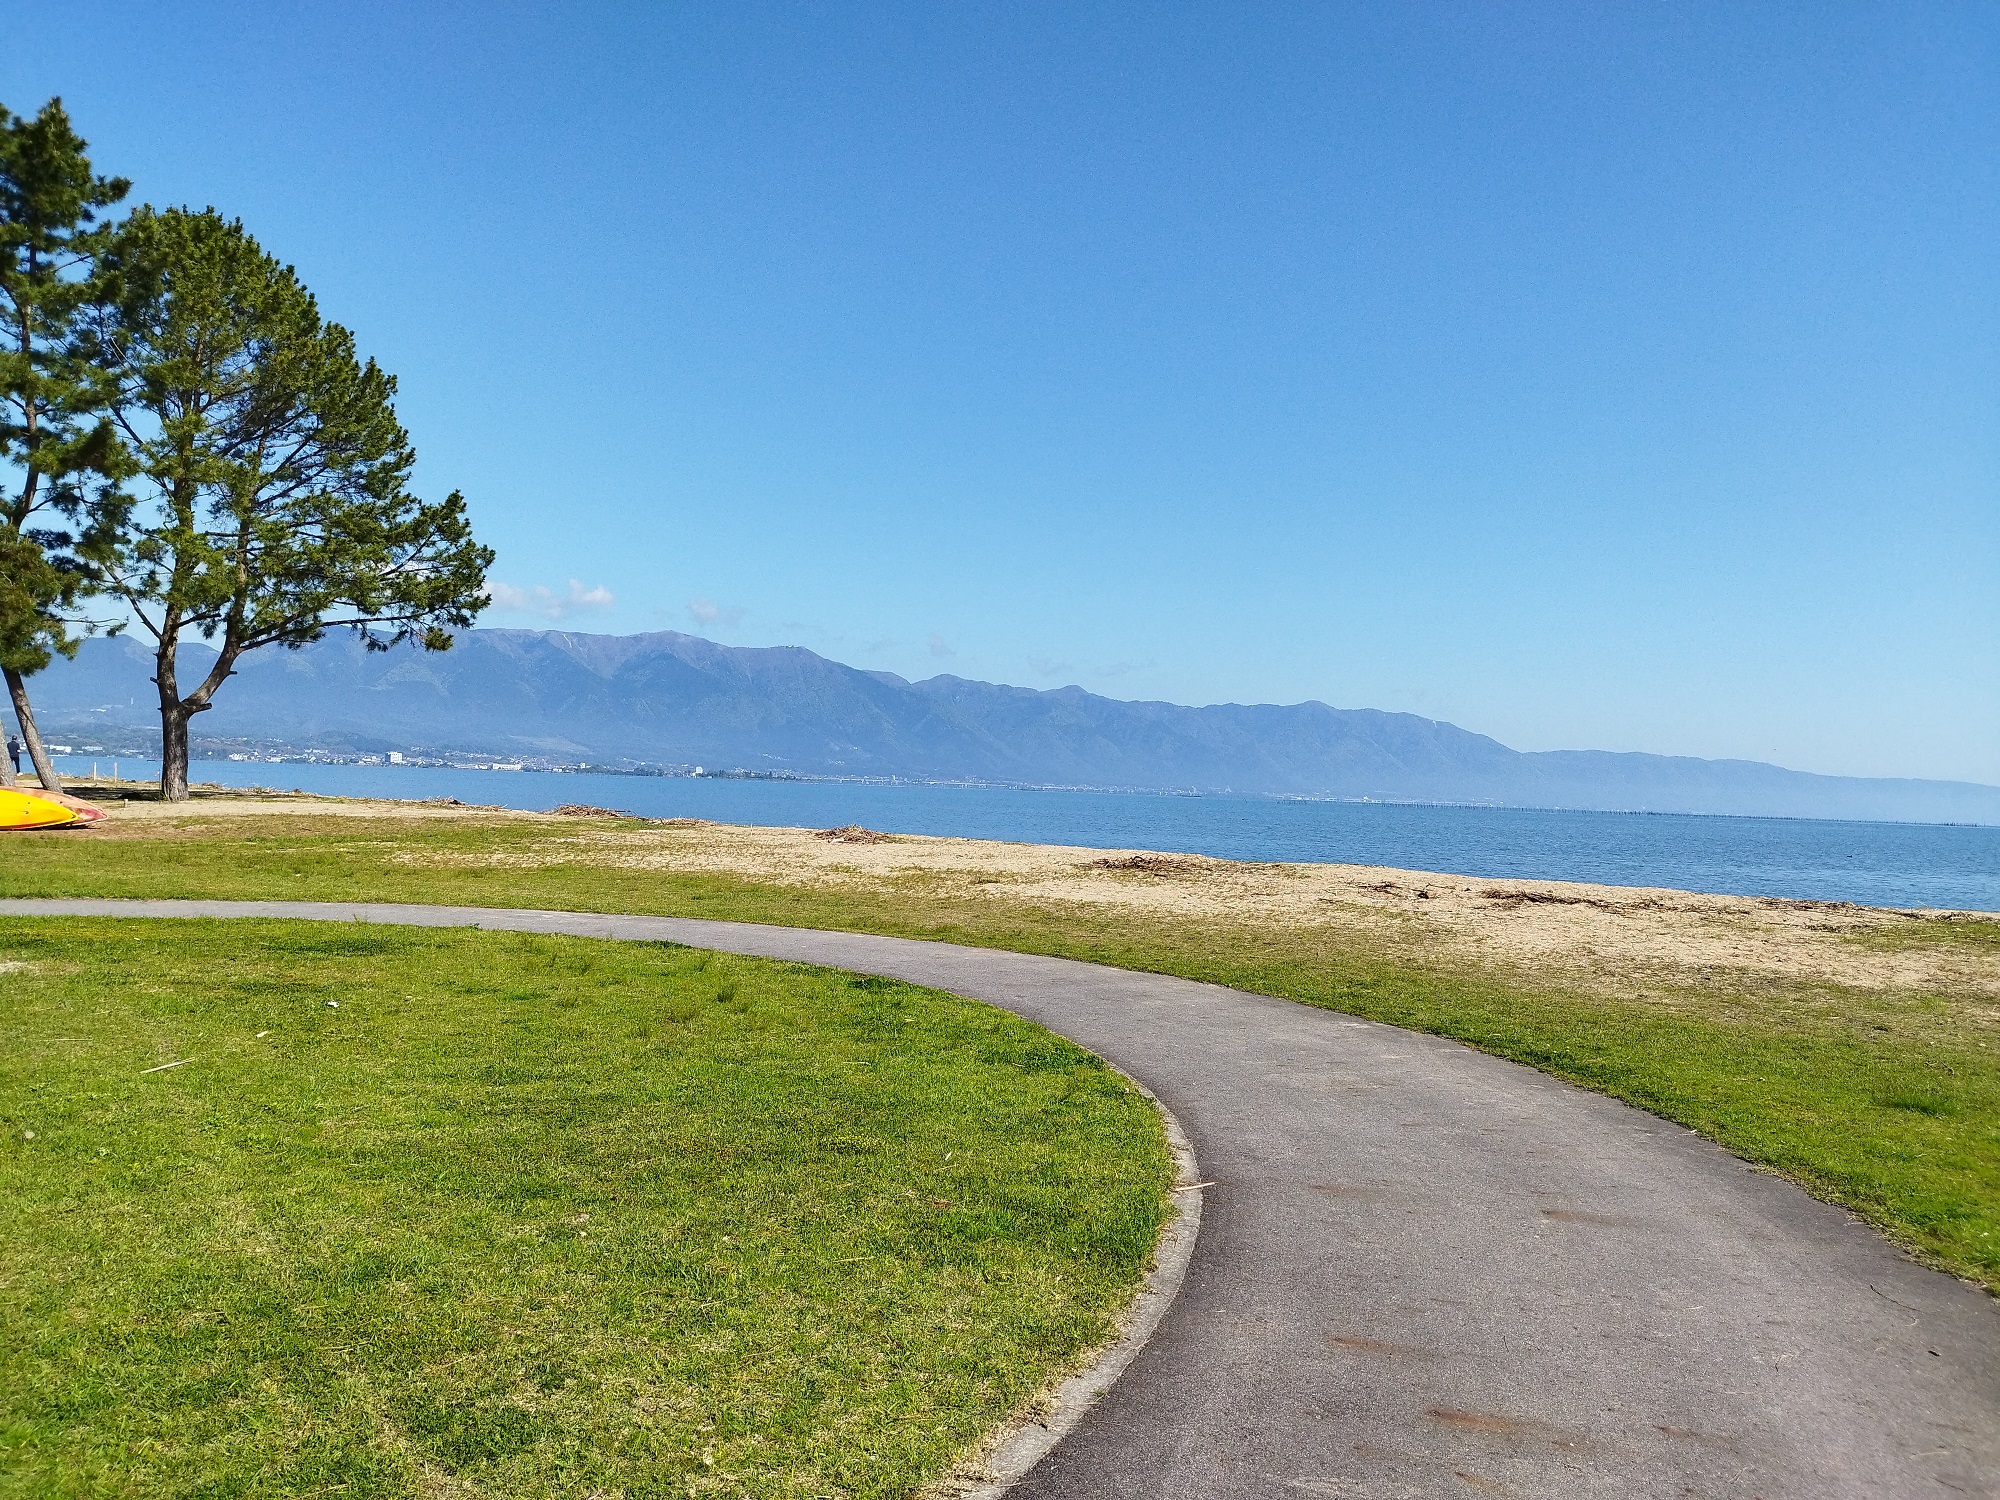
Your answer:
(55, 757), (2000, 913)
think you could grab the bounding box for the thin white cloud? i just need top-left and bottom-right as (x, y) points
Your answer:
(486, 579), (616, 621)
(688, 598), (746, 628)
(927, 633), (955, 659)
(1092, 658), (1155, 679)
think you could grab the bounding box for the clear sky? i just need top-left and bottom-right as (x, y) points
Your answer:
(6, 3), (1995, 783)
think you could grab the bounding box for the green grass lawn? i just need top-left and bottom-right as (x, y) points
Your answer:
(2, 807), (1996, 1295)
(0, 919), (1173, 1499)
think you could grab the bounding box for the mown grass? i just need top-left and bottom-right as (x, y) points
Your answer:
(0, 919), (1172, 1499)
(2, 809), (1997, 1291)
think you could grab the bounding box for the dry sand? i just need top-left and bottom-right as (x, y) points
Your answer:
(85, 793), (2000, 1011)
(86, 787), (546, 822)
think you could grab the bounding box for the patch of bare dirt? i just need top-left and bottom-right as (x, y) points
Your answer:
(86, 795), (537, 826)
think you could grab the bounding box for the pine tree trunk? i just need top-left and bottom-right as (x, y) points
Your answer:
(160, 704), (190, 802)
(4, 667), (63, 792)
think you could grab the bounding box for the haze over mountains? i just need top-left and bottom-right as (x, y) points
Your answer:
(27, 628), (2000, 824)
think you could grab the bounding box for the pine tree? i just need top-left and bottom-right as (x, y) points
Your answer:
(90, 208), (491, 800)
(0, 98), (129, 792)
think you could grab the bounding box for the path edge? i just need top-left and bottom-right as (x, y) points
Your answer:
(937, 1077), (1203, 1498)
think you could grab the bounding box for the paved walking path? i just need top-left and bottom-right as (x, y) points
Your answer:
(7, 899), (1994, 1498)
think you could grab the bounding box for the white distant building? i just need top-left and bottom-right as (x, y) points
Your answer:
(388, 751), (404, 764)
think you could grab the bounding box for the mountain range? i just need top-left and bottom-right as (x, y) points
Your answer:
(22, 628), (2000, 824)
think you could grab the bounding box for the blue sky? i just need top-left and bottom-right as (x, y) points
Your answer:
(7, 3), (1995, 783)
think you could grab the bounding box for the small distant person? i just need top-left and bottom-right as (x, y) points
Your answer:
(5, 735), (19, 777)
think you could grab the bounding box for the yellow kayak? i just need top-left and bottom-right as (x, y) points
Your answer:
(0, 787), (105, 830)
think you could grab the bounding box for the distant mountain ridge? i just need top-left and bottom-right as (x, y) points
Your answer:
(25, 627), (2000, 824)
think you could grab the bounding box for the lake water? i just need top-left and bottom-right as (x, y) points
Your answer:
(51, 757), (2000, 913)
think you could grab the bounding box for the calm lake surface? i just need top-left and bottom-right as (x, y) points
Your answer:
(55, 757), (2000, 913)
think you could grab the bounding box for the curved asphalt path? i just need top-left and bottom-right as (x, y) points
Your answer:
(7, 899), (1994, 1498)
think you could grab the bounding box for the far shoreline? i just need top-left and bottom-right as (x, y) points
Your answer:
(36, 766), (2000, 915)
(37, 750), (2000, 830)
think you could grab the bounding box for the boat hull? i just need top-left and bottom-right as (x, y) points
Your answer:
(0, 789), (106, 830)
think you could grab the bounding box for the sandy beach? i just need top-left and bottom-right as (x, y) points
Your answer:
(83, 792), (2000, 1017)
